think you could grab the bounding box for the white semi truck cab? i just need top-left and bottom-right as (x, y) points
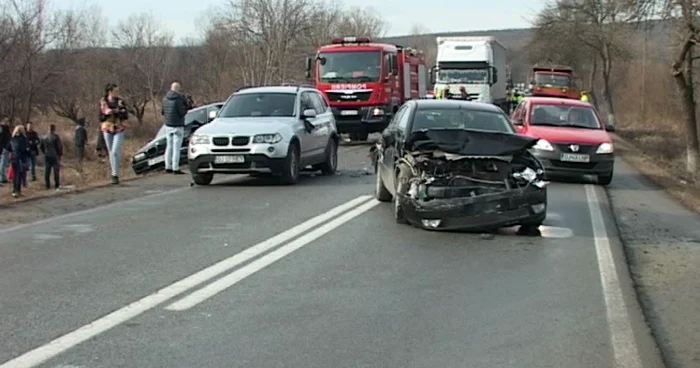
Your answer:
(429, 36), (507, 110)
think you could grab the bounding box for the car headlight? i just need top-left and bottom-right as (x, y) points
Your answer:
(134, 153), (146, 161)
(596, 143), (614, 154)
(253, 133), (282, 144)
(190, 134), (210, 145)
(371, 107), (384, 116)
(534, 139), (554, 151)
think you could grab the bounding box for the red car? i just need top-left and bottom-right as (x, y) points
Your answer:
(509, 96), (616, 185)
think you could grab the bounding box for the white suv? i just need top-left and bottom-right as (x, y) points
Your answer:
(188, 86), (339, 185)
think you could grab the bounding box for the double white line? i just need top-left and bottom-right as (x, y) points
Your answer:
(1, 195), (379, 368)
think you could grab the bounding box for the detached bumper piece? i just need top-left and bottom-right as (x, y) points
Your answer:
(400, 188), (547, 231)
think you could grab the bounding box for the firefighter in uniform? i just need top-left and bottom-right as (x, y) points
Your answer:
(580, 91), (590, 102)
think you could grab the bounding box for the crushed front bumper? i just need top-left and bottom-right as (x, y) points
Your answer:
(399, 186), (547, 231)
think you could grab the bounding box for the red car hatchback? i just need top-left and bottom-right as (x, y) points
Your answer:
(509, 96), (616, 185)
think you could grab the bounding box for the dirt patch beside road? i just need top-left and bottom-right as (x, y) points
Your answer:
(606, 138), (700, 367)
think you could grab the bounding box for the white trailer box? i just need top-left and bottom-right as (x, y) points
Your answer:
(432, 36), (507, 109)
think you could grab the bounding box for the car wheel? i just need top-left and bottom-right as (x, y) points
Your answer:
(394, 164), (409, 224)
(375, 164), (392, 202)
(192, 173), (213, 186)
(598, 171), (613, 186)
(356, 129), (369, 141)
(319, 139), (338, 175)
(279, 142), (300, 185)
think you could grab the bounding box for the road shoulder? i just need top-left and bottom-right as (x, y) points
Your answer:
(607, 154), (700, 367)
(0, 173), (191, 230)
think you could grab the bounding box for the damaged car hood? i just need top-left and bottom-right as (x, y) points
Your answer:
(404, 129), (539, 157)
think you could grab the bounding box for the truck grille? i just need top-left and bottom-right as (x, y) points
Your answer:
(326, 91), (372, 102)
(231, 136), (250, 146)
(212, 137), (230, 146)
(554, 143), (597, 154)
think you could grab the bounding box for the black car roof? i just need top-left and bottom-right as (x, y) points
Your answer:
(412, 99), (502, 113)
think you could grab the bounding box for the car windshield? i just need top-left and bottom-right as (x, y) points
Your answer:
(219, 93), (296, 118)
(436, 69), (489, 84)
(530, 105), (601, 129)
(411, 107), (515, 134)
(535, 74), (571, 88)
(319, 51), (381, 83)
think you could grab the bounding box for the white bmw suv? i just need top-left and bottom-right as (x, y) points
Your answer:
(187, 85), (339, 185)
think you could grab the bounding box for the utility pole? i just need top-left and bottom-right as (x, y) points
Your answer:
(641, 18), (649, 122)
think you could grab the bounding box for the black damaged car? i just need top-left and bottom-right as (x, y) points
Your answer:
(132, 102), (224, 175)
(371, 99), (549, 232)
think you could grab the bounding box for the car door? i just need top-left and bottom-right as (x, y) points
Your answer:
(297, 91), (319, 160)
(380, 104), (410, 194)
(309, 91), (333, 155)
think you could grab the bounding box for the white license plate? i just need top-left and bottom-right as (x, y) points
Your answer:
(340, 110), (358, 116)
(148, 156), (164, 166)
(214, 155), (244, 164)
(560, 153), (590, 163)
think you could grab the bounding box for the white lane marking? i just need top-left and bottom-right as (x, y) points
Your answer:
(0, 195), (373, 368)
(0, 187), (187, 235)
(165, 199), (380, 311)
(585, 184), (642, 368)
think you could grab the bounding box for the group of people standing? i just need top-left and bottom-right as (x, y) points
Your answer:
(0, 120), (65, 198)
(0, 81), (191, 199)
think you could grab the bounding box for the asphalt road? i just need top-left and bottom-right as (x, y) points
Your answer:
(0, 147), (665, 368)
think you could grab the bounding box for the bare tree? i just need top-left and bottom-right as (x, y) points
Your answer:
(530, 0), (653, 125)
(112, 12), (175, 123)
(662, 0), (700, 174)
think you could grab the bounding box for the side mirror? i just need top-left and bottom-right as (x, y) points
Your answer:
(492, 67), (498, 84)
(302, 108), (317, 119)
(391, 55), (398, 75)
(429, 66), (436, 85)
(605, 124), (615, 132)
(305, 56), (312, 79)
(208, 110), (218, 121)
(382, 131), (395, 145)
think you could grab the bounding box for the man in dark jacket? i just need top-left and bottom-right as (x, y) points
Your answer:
(74, 118), (88, 169)
(40, 124), (63, 190)
(161, 82), (189, 175)
(0, 117), (11, 183)
(25, 121), (40, 181)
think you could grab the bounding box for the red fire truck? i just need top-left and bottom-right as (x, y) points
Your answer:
(529, 65), (580, 100)
(306, 36), (428, 141)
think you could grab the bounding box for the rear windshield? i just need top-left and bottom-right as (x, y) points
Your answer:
(530, 104), (601, 129)
(219, 93), (297, 118)
(412, 108), (515, 134)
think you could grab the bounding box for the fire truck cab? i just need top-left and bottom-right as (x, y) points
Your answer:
(306, 36), (427, 141)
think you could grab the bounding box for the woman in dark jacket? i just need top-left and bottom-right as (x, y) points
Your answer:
(6, 125), (30, 198)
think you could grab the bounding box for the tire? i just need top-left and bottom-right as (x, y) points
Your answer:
(394, 164), (409, 224)
(598, 171), (613, 186)
(192, 173), (213, 186)
(279, 142), (300, 185)
(318, 139), (338, 175)
(375, 164), (392, 202)
(356, 129), (369, 141)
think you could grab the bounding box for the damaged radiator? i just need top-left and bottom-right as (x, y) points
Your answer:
(402, 150), (548, 201)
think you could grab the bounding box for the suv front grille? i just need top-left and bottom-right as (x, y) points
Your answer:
(326, 91), (372, 102)
(212, 137), (230, 146)
(231, 136), (250, 146)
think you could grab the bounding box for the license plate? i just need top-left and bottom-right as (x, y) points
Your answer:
(340, 110), (358, 116)
(214, 155), (244, 164)
(560, 153), (590, 163)
(148, 156), (164, 166)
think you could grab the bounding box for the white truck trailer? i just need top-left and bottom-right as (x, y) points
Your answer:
(429, 36), (507, 110)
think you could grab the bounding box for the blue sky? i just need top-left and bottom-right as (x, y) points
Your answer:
(55, 0), (548, 43)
